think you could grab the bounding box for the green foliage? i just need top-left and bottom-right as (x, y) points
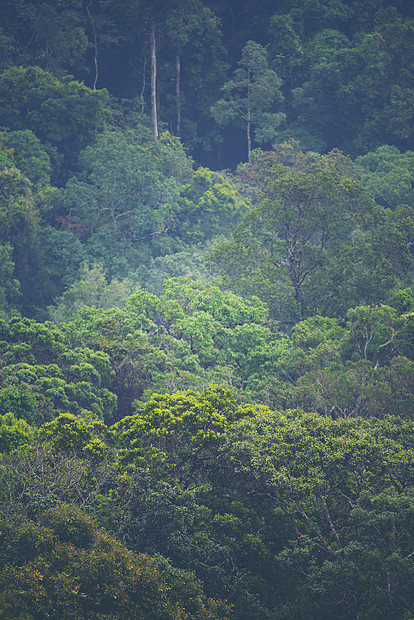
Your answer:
(283, 5), (414, 155)
(0, 362), (115, 424)
(49, 262), (136, 323)
(292, 356), (414, 420)
(60, 304), (196, 418)
(211, 146), (412, 323)
(5, 0), (88, 77)
(0, 66), (108, 181)
(40, 226), (87, 293)
(0, 243), (19, 317)
(0, 129), (52, 189)
(392, 288), (414, 315)
(244, 304), (414, 419)
(223, 408), (414, 618)
(177, 167), (247, 243)
(0, 166), (52, 315)
(0, 412), (35, 452)
(136, 245), (213, 295)
(149, 278), (279, 384)
(60, 130), (181, 280)
(0, 317), (120, 424)
(0, 504), (231, 618)
(0, 4), (414, 617)
(356, 145), (414, 208)
(212, 40), (285, 160)
(40, 413), (94, 455)
(344, 304), (403, 363)
(54, 277), (282, 412)
(113, 385), (237, 475)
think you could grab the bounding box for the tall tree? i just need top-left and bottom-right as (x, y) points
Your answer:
(5, 0), (88, 77)
(0, 66), (108, 183)
(150, 17), (158, 139)
(355, 145), (414, 208)
(60, 130), (180, 280)
(212, 40), (285, 162)
(164, 0), (201, 137)
(131, 0), (181, 139)
(0, 167), (51, 315)
(210, 145), (412, 322)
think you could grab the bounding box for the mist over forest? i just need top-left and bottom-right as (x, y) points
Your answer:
(0, 1), (413, 618)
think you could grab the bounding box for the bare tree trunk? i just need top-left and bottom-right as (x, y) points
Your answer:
(247, 68), (252, 162)
(150, 20), (158, 139)
(86, 0), (98, 90)
(176, 54), (181, 136)
(139, 51), (147, 119)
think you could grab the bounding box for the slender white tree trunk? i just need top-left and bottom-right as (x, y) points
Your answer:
(150, 20), (158, 139)
(176, 54), (181, 136)
(86, 0), (98, 90)
(247, 68), (252, 162)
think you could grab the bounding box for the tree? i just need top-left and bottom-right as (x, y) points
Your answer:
(212, 41), (285, 162)
(112, 385), (238, 479)
(160, 0), (227, 152)
(164, 0), (201, 137)
(0, 242), (19, 317)
(0, 412), (35, 453)
(0, 504), (231, 618)
(0, 66), (108, 183)
(49, 262), (136, 323)
(343, 304), (404, 364)
(223, 408), (414, 618)
(137, 0), (184, 140)
(108, 0), (182, 139)
(289, 28), (359, 152)
(60, 130), (181, 280)
(213, 144), (414, 322)
(287, 6), (414, 155)
(176, 166), (247, 243)
(358, 7), (414, 152)
(0, 0), (88, 77)
(0, 129), (52, 190)
(0, 316), (121, 424)
(355, 145), (414, 208)
(0, 167), (51, 315)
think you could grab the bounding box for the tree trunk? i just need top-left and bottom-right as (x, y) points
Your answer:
(176, 54), (181, 136)
(150, 20), (158, 139)
(86, 0), (98, 90)
(247, 68), (252, 163)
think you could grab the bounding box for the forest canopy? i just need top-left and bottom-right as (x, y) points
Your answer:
(0, 0), (413, 618)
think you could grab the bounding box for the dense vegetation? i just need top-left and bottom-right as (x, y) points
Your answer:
(0, 0), (413, 618)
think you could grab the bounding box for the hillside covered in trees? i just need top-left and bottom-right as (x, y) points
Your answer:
(0, 0), (413, 618)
